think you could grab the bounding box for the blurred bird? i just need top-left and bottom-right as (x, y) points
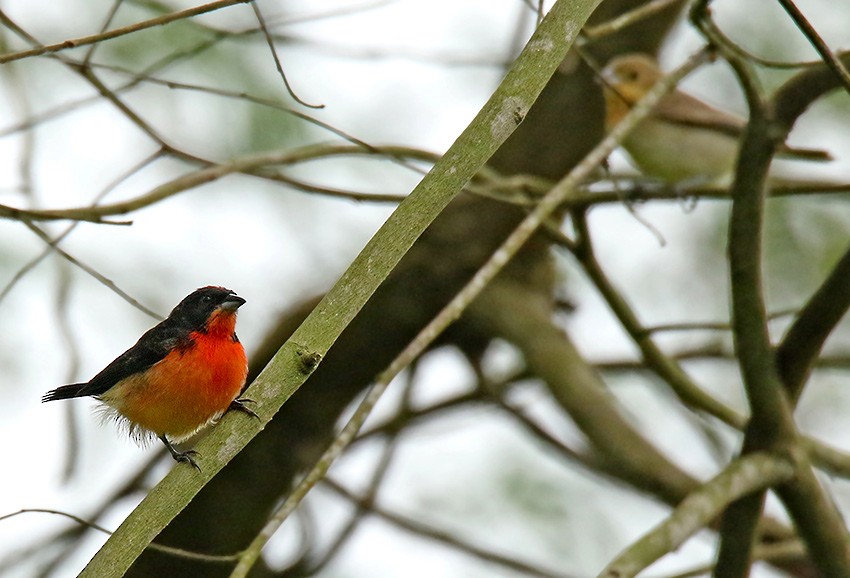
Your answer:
(600, 53), (832, 184)
(43, 286), (254, 470)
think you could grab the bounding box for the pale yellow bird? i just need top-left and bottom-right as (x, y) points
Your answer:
(600, 53), (831, 184)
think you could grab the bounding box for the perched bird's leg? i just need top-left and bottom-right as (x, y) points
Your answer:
(229, 397), (260, 419)
(159, 435), (200, 471)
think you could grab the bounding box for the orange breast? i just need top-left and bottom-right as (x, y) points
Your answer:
(603, 89), (631, 131)
(602, 83), (647, 132)
(100, 314), (247, 440)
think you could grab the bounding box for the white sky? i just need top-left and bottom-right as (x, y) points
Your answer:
(1, 1), (849, 577)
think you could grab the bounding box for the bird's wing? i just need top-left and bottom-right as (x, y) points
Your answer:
(661, 91), (832, 161)
(655, 90), (745, 138)
(75, 323), (191, 398)
(655, 91), (831, 162)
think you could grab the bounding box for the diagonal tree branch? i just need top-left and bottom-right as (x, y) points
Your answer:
(775, 0), (850, 95)
(777, 243), (850, 402)
(77, 1), (603, 575)
(230, 27), (715, 578)
(598, 452), (795, 578)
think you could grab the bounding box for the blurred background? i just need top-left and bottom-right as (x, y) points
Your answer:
(1, 0), (850, 576)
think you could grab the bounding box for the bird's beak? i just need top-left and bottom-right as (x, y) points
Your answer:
(219, 294), (246, 312)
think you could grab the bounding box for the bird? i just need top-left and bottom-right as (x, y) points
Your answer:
(600, 53), (832, 185)
(43, 286), (255, 470)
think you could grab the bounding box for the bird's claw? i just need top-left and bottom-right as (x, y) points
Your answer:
(160, 435), (201, 471)
(173, 449), (201, 471)
(229, 397), (260, 420)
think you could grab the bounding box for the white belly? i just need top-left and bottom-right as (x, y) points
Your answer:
(623, 118), (740, 184)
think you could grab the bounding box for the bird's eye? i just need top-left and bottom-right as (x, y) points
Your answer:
(202, 295), (213, 303)
(622, 69), (639, 82)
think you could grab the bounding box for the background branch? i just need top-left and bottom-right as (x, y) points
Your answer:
(599, 452), (795, 578)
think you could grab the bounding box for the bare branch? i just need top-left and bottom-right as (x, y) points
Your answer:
(323, 479), (571, 578)
(22, 221), (163, 320)
(0, 145), (429, 223)
(776, 0), (850, 96)
(0, 0), (251, 64)
(250, 1), (323, 109)
(598, 453), (795, 578)
(582, 0), (683, 41)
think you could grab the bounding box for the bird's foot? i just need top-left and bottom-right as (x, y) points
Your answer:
(159, 435), (200, 471)
(172, 449), (200, 471)
(229, 397), (260, 420)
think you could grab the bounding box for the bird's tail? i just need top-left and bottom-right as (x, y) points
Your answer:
(42, 383), (87, 402)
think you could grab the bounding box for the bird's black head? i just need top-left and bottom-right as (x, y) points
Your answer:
(168, 286), (245, 330)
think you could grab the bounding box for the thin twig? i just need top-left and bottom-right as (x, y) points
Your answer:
(0, 145), (429, 223)
(0, 509), (241, 563)
(22, 221), (162, 320)
(322, 479), (571, 578)
(0, 0), (252, 64)
(307, 429), (403, 573)
(0, 150), (162, 306)
(82, 0), (125, 66)
(570, 212), (745, 429)
(492, 395), (601, 472)
(776, 0), (850, 96)
(582, 0), (682, 41)
(250, 1), (323, 109)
